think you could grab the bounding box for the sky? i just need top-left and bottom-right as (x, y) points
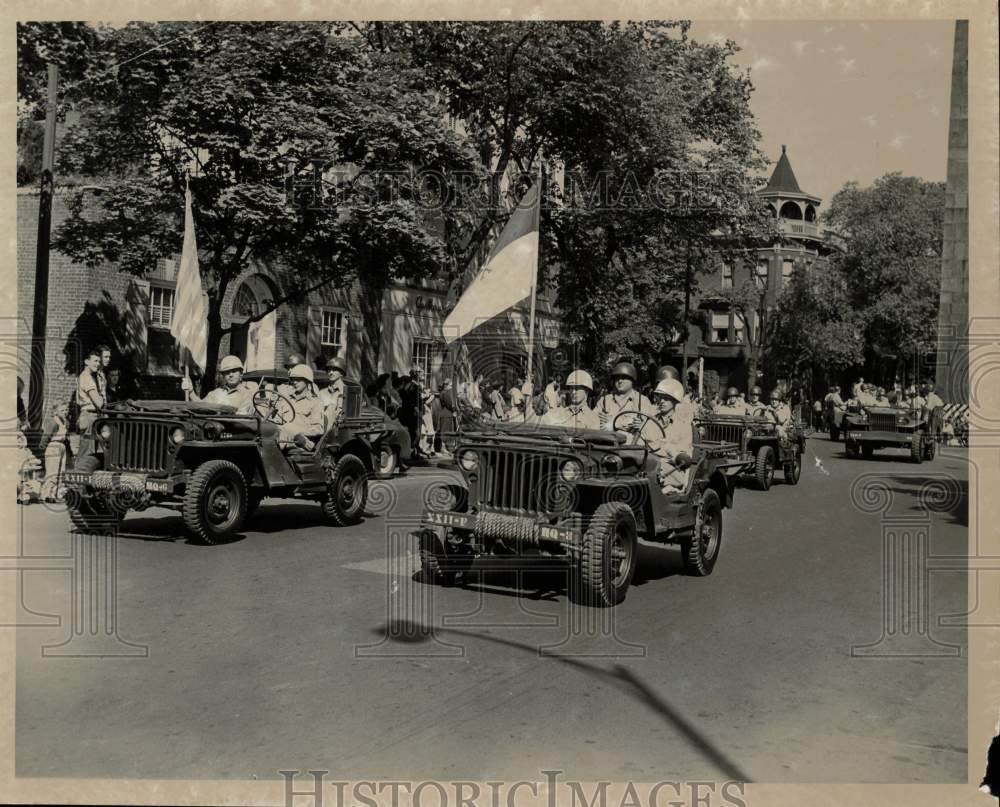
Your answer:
(688, 20), (955, 206)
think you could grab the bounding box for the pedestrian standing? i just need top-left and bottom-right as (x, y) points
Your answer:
(39, 402), (70, 502)
(76, 349), (105, 435)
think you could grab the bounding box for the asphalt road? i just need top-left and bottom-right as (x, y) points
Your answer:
(14, 434), (968, 783)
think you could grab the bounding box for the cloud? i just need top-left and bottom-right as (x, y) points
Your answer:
(792, 40), (810, 55)
(888, 133), (909, 149)
(839, 58), (857, 73)
(862, 114), (878, 128)
(831, 43), (847, 53)
(750, 56), (778, 72)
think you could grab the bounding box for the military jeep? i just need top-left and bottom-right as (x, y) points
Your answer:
(62, 375), (393, 543)
(842, 405), (942, 463)
(695, 413), (804, 490)
(417, 412), (741, 607)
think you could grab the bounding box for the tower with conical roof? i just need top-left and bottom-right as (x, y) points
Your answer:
(759, 145), (824, 236)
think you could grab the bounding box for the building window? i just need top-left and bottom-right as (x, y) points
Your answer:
(711, 312), (731, 343)
(782, 259), (795, 286)
(321, 309), (345, 351)
(734, 313), (746, 344)
(148, 285), (176, 328)
(721, 263), (733, 289)
(755, 259), (769, 289)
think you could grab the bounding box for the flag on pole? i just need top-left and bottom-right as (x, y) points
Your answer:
(443, 181), (540, 344)
(170, 183), (208, 372)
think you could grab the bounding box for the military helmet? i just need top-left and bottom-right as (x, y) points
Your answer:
(750, 385), (762, 396)
(326, 356), (347, 375)
(219, 355), (244, 373)
(654, 378), (685, 403)
(656, 365), (680, 382)
(770, 388), (783, 401)
(284, 353), (305, 369)
(611, 361), (638, 382)
(726, 386), (739, 398)
(565, 369), (594, 392)
(289, 363), (314, 383)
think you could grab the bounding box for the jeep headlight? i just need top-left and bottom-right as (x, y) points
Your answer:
(560, 459), (583, 481)
(202, 421), (222, 439)
(170, 427), (186, 445)
(99, 424), (112, 441)
(458, 450), (479, 472)
(602, 454), (623, 473)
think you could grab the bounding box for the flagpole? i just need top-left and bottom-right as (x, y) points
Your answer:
(525, 163), (542, 414)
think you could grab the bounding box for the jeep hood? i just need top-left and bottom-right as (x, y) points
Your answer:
(107, 399), (239, 416)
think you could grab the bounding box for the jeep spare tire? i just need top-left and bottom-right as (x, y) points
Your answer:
(322, 453), (367, 526)
(575, 501), (637, 607)
(182, 460), (247, 544)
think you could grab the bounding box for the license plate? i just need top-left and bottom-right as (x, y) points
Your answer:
(144, 478), (172, 493)
(423, 511), (472, 529)
(539, 524), (576, 542)
(61, 472), (91, 485)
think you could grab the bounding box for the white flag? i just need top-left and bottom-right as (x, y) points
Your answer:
(170, 185), (208, 371)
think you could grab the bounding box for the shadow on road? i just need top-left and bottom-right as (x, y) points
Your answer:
(887, 475), (968, 527)
(370, 621), (753, 782)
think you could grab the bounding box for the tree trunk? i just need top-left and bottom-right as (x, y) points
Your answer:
(357, 267), (387, 387)
(202, 297), (224, 397)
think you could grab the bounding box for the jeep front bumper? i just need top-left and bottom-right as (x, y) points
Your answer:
(61, 470), (175, 495)
(421, 509), (582, 547)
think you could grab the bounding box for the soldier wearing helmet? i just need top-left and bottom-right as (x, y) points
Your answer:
(320, 356), (348, 426)
(277, 364), (326, 449)
(276, 353), (306, 397)
(541, 370), (600, 430)
(597, 361), (655, 432)
(714, 385), (750, 416)
(639, 377), (696, 494)
(766, 388), (793, 444)
(182, 355), (259, 414)
(746, 385), (767, 417)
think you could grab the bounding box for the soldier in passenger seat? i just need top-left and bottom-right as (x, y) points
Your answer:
(625, 377), (695, 495)
(277, 364), (325, 451)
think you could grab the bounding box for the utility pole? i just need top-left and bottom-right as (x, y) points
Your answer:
(681, 238), (691, 383)
(28, 63), (59, 433)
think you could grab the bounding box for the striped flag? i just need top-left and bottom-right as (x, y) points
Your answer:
(443, 180), (540, 344)
(170, 184), (208, 371)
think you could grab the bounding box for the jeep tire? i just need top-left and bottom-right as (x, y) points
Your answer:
(681, 488), (722, 576)
(66, 455), (125, 533)
(783, 449), (801, 485)
(923, 434), (937, 460)
(574, 502), (638, 607)
(755, 445), (775, 491)
(322, 453), (367, 526)
(182, 460), (247, 544)
(910, 436), (924, 464)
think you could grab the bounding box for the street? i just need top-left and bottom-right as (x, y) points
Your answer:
(15, 434), (967, 784)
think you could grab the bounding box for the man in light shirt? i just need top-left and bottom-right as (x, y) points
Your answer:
(540, 370), (600, 430)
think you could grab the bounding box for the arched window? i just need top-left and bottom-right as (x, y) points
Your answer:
(804, 204), (817, 222)
(234, 283), (259, 319)
(779, 201), (803, 220)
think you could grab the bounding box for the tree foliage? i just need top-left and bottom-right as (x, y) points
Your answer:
(51, 22), (481, 388)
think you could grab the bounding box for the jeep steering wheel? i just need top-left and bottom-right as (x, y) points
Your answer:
(612, 410), (665, 449)
(252, 389), (296, 426)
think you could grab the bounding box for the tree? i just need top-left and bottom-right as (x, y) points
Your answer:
(52, 22), (481, 389)
(352, 22), (769, 372)
(823, 173), (945, 382)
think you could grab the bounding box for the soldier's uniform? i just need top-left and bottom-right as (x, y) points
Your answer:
(597, 390), (655, 430)
(713, 399), (750, 416)
(320, 378), (346, 426)
(639, 378), (695, 494)
(278, 388), (325, 444)
(205, 380), (259, 414)
(541, 403), (600, 431)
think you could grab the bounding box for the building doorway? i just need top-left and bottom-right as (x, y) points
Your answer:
(229, 274), (278, 371)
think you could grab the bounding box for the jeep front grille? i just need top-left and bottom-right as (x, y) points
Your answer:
(479, 449), (563, 513)
(105, 420), (171, 473)
(700, 421), (745, 445)
(870, 413), (898, 432)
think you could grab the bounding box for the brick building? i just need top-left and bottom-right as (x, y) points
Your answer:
(663, 146), (845, 395)
(17, 185), (563, 421)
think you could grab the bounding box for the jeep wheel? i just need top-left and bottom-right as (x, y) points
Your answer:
(783, 450), (801, 485)
(755, 446), (775, 491)
(182, 460), (247, 544)
(862, 444), (875, 460)
(575, 502), (637, 607)
(418, 529), (473, 587)
(682, 488), (722, 576)
(923, 435), (937, 460)
(322, 453), (368, 526)
(377, 445), (398, 479)
(910, 437), (924, 464)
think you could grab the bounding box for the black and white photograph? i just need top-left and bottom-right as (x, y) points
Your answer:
(5, 9), (998, 806)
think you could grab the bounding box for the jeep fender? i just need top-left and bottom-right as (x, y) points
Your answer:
(574, 477), (655, 535)
(709, 469), (733, 509)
